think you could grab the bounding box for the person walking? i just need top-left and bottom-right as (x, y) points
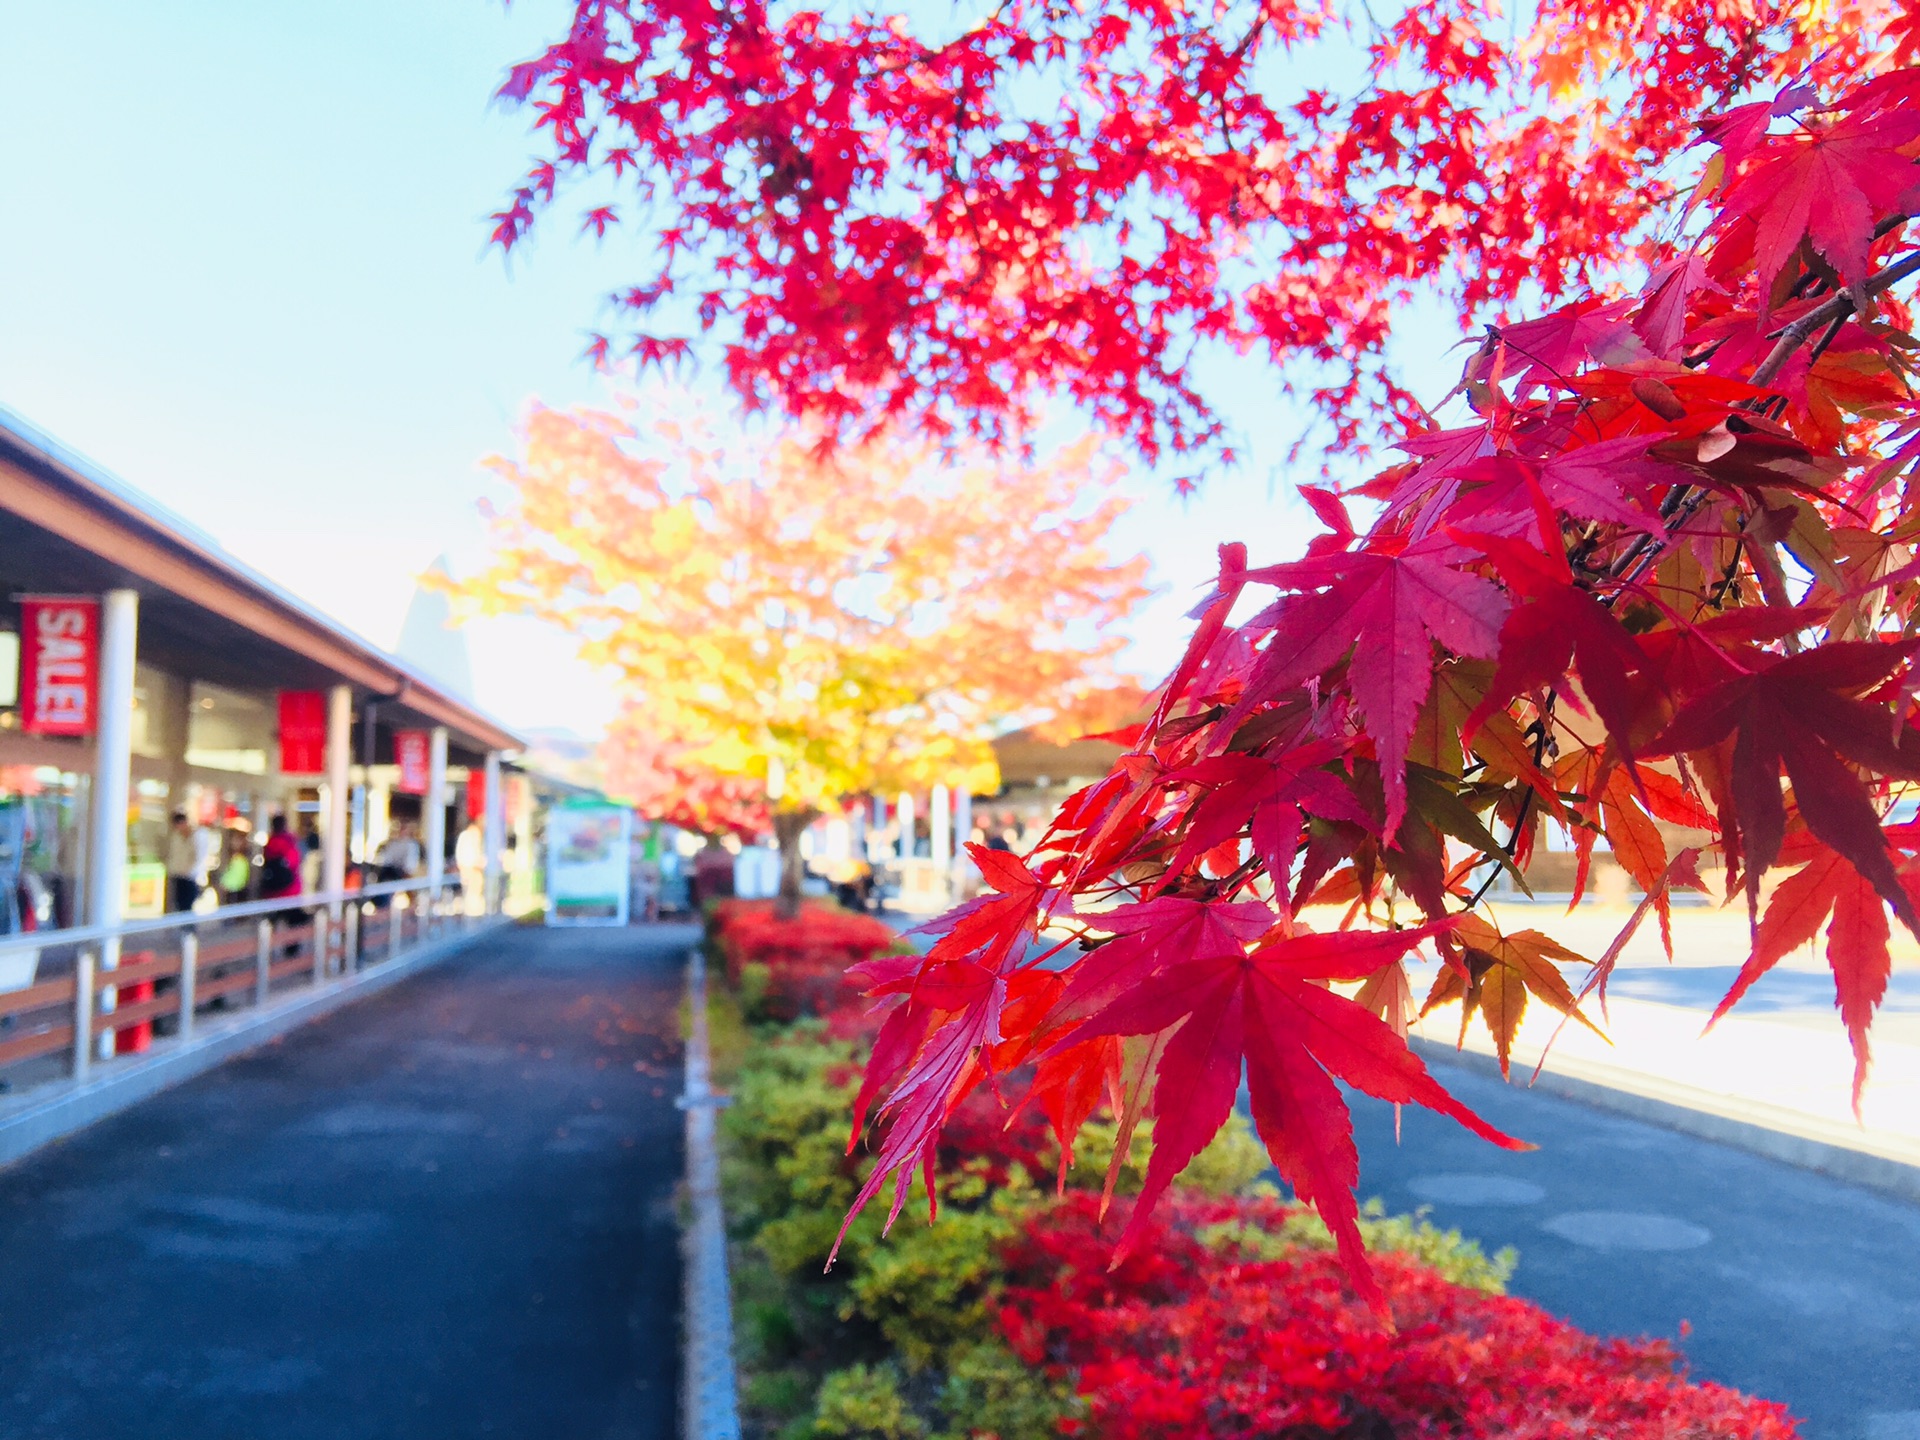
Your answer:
(164, 812), (213, 913)
(259, 815), (303, 901)
(455, 817), (486, 917)
(299, 824), (323, 897)
(376, 823), (423, 882)
(218, 828), (253, 904)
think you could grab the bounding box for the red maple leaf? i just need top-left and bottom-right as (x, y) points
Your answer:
(1456, 530), (1645, 758)
(1161, 740), (1368, 898)
(1716, 838), (1891, 1111)
(1648, 640), (1920, 927)
(1050, 916), (1526, 1312)
(839, 844), (1050, 1239)
(1153, 542), (1248, 725)
(1712, 98), (1920, 307)
(1238, 537), (1509, 836)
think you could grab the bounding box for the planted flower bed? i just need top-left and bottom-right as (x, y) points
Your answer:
(705, 900), (1797, 1439)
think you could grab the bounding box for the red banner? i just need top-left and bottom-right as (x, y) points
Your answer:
(394, 730), (431, 795)
(18, 597), (99, 737)
(466, 768), (486, 822)
(277, 690), (327, 774)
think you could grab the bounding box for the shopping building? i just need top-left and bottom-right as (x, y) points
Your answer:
(0, 406), (524, 956)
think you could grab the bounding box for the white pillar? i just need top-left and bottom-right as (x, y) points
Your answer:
(930, 783), (951, 875)
(511, 774), (534, 906)
(482, 750), (504, 914)
(425, 726), (448, 902)
(368, 779), (392, 854)
(88, 589), (138, 1059)
(953, 790), (973, 869)
(86, 590), (138, 931)
(897, 792), (915, 860)
(322, 684), (351, 910)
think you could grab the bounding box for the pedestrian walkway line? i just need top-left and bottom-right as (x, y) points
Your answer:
(0, 917), (509, 1171)
(680, 945), (742, 1440)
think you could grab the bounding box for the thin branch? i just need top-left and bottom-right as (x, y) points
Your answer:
(1751, 249), (1920, 388)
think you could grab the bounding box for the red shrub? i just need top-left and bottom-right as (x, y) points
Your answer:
(1000, 1194), (1799, 1440)
(710, 899), (899, 1021)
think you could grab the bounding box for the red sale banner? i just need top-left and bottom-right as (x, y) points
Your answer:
(394, 730), (431, 795)
(277, 690), (327, 773)
(466, 767), (486, 822)
(18, 597), (99, 737)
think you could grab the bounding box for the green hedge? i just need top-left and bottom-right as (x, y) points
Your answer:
(711, 996), (1514, 1439)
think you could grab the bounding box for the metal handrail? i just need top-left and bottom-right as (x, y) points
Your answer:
(0, 874), (485, 1092)
(0, 877), (453, 960)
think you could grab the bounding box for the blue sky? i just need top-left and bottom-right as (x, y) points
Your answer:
(0, 1), (1465, 736)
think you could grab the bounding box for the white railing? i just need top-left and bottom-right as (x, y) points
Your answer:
(0, 879), (481, 1095)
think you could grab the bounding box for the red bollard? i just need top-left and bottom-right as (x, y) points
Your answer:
(113, 949), (155, 1055)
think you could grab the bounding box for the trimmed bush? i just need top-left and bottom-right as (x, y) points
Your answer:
(708, 901), (1798, 1440)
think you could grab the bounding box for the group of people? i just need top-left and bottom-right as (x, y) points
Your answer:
(164, 811), (310, 912)
(162, 813), (457, 915)
(161, 809), (509, 919)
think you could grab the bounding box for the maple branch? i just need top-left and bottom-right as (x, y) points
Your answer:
(1463, 704), (1555, 911)
(1599, 247), (1920, 594)
(1750, 249), (1920, 388)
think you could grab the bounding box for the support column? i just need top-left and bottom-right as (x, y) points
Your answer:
(930, 783), (951, 884)
(510, 773), (533, 907)
(896, 792), (915, 860)
(87, 589), (138, 1058)
(482, 750), (504, 914)
(367, 779), (392, 855)
(356, 701), (378, 864)
(424, 726), (448, 904)
(953, 790), (973, 885)
(322, 684), (351, 911)
(86, 589), (138, 930)
(157, 670), (192, 814)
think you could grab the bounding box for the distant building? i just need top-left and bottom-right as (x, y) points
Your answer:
(395, 556), (474, 700)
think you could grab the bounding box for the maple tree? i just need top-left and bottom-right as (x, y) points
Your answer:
(497, 1), (1920, 1310)
(598, 705), (769, 839)
(458, 397), (1151, 911)
(496, 0), (1909, 478)
(821, 54), (1920, 1308)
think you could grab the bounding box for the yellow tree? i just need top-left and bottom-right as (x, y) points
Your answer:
(461, 396), (1153, 911)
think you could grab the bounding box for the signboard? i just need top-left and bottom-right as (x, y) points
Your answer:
(545, 802), (632, 926)
(277, 690), (327, 773)
(17, 596), (98, 736)
(466, 767), (486, 823)
(124, 861), (167, 919)
(394, 730), (431, 795)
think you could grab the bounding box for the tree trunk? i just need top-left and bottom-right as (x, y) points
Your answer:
(772, 809), (817, 920)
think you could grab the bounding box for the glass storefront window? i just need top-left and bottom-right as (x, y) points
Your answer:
(0, 765), (87, 935)
(186, 682), (270, 775)
(131, 776), (170, 865)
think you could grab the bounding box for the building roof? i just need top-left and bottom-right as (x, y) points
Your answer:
(991, 727), (1127, 790)
(0, 405), (522, 757)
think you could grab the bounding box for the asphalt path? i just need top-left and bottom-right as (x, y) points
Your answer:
(1353, 1062), (1920, 1440)
(0, 921), (695, 1440)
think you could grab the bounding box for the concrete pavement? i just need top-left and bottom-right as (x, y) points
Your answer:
(0, 921), (694, 1440)
(1354, 1062), (1920, 1440)
(1402, 899), (1920, 1178)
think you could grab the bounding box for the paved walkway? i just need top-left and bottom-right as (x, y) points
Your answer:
(1355, 1061), (1920, 1440)
(1414, 900), (1920, 1167)
(0, 922), (695, 1440)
